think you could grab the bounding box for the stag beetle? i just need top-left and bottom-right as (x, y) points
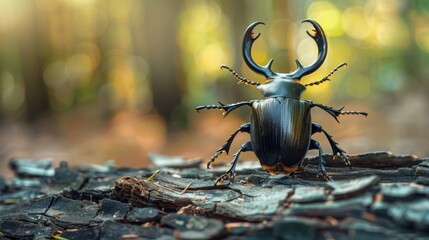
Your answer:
(196, 19), (367, 185)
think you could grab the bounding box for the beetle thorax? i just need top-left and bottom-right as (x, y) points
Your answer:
(257, 78), (306, 99)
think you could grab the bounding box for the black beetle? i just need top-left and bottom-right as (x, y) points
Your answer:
(196, 19), (367, 185)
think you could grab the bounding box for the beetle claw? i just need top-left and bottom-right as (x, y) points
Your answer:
(207, 151), (223, 169)
(337, 153), (352, 169)
(317, 171), (333, 182)
(214, 171), (235, 186)
(331, 145), (352, 169)
(316, 159), (333, 182)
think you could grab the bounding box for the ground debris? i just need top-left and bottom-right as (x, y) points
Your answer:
(149, 153), (203, 169)
(0, 151), (428, 239)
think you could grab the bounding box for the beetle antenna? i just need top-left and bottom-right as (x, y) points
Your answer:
(221, 64), (260, 87)
(305, 62), (347, 87)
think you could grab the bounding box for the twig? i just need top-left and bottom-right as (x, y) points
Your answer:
(180, 181), (193, 195)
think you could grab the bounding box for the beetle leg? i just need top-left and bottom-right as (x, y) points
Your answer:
(312, 123), (352, 168)
(309, 139), (333, 182)
(207, 123), (251, 169)
(196, 101), (254, 118)
(214, 141), (253, 186)
(310, 102), (368, 123)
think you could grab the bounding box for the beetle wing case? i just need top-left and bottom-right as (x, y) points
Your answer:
(250, 98), (312, 171)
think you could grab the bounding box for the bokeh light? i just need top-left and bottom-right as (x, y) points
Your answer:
(307, 1), (343, 37)
(342, 7), (373, 40)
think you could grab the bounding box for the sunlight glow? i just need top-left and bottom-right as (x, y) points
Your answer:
(307, 1), (343, 37)
(415, 24), (429, 53)
(342, 7), (373, 40)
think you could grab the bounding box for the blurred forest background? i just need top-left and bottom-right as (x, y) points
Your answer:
(0, 0), (428, 177)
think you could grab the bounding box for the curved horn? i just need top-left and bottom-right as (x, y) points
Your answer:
(286, 19), (328, 80)
(242, 22), (277, 78)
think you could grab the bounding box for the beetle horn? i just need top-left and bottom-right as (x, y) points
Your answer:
(286, 19), (328, 80)
(242, 22), (277, 78)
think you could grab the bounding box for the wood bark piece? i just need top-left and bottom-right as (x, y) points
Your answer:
(126, 207), (166, 223)
(328, 175), (380, 199)
(92, 199), (131, 222)
(149, 154), (203, 169)
(306, 151), (425, 168)
(214, 185), (292, 221)
(0, 220), (39, 239)
(9, 158), (54, 177)
(98, 221), (173, 240)
(45, 196), (98, 227)
(289, 185), (327, 203)
(161, 213), (224, 240)
(273, 217), (395, 239)
(112, 174), (241, 211)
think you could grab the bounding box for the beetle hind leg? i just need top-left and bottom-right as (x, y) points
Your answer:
(214, 141), (253, 186)
(312, 123), (351, 168)
(309, 139), (333, 182)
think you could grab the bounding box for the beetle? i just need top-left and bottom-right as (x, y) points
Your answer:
(196, 19), (367, 185)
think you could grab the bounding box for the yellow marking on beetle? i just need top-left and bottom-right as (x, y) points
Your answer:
(261, 163), (300, 174)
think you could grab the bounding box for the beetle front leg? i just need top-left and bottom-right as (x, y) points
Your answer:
(214, 141), (253, 186)
(309, 139), (333, 182)
(196, 101), (254, 117)
(312, 123), (351, 168)
(207, 123), (250, 169)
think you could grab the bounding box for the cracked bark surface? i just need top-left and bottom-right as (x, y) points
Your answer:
(0, 151), (428, 239)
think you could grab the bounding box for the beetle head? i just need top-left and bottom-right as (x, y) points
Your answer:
(242, 19), (327, 99)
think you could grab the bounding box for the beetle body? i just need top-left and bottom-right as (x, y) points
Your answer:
(196, 19), (367, 185)
(251, 97), (311, 173)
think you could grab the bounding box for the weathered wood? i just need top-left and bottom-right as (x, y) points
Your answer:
(1, 152), (429, 239)
(307, 151), (425, 169)
(161, 213), (225, 239)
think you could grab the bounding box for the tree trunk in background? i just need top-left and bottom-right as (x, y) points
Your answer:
(221, 0), (249, 101)
(143, 1), (183, 126)
(19, 2), (49, 122)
